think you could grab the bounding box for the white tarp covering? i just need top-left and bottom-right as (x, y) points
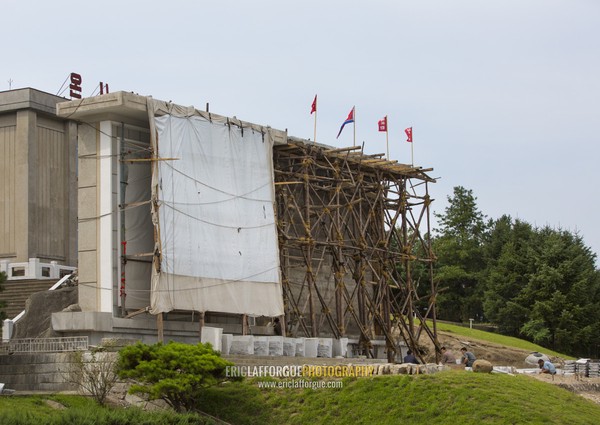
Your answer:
(150, 111), (283, 316)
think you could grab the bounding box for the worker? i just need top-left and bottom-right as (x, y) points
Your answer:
(403, 350), (420, 364)
(273, 317), (282, 336)
(460, 347), (476, 368)
(441, 346), (457, 364)
(538, 359), (557, 376)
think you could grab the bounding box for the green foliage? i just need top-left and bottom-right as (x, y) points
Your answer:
(432, 186), (600, 358)
(433, 320), (573, 359)
(117, 341), (235, 413)
(483, 218), (600, 357)
(2, 371), (600, 424)
(482, 217), (536, 335)
(0, 394), (215, 424)
(433, 186), (600, 357)
(433, 186), (489, 322)
(196, 373), (600, 425)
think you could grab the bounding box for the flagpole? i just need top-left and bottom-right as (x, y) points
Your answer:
(313, 108), (317, 144)
(385, 116), (389, 159)
(353, 106), (356, 147)
(411, 129), (414, 166)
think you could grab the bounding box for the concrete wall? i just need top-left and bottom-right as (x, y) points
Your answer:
(76, 121), (152, 314)
(0, 89), (77, 267)
(0, 114), (17, 258)
(52, 311), (206, 346)
(0, 352), (78, 392)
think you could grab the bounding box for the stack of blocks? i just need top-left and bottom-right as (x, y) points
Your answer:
(204, 329), (352, 358)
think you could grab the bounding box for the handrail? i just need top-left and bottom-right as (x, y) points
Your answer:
(2, 273), (75, 342)
(0, 336), (88, 354)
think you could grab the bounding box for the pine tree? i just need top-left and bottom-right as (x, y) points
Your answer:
(433, 186), (488, 322)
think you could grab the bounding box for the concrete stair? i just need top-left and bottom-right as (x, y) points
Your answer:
(1, 279), (56, 319)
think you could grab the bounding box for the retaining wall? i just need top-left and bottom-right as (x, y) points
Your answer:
(0, 352), (79, 392)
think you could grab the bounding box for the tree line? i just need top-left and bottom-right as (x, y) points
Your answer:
(428, 186), (600, 358)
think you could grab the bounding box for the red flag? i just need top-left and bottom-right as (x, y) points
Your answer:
(378, 116), (387, 132)
(405, 127), (413, 143)
(311, 95), (317, 114)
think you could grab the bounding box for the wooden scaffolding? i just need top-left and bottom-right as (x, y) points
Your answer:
(274, 141), (439, 362)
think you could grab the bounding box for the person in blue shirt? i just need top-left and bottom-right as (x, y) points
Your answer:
(403, 350), (420, 364)
(460, 347), (476, 368)
(538, 359), (557, 375)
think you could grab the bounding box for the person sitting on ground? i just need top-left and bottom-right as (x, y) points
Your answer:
(538, 359), (557, 375)
(441, 346), (456, 364)
(460, 347), (476, 368)
(273, 317), (282, 336)
(403, 350), (420, 364)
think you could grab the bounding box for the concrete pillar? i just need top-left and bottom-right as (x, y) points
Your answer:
(14, 110), (35, 263)
(27, 258), (39, 279)
(0, 260), (8, 275)
(65, 121), (78, 267)
(98, 121), (114, 313)
(77, 121), (114, 313)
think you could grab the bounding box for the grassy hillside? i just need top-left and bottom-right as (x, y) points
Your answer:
(0, 327), (594, 424)
(2, 371), (598, 424)
(434, 321), (575, 359)
(198, 372), (600, 424)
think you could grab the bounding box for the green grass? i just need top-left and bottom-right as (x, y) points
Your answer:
(0, 394), (215, 425)
(1, 372), (599, 424)
(433, 321), (575, 359)
(0, 326), (592, 424)
(195, 372), (600, 425)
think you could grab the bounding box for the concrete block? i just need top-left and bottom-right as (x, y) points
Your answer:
(317, 338), (332, 358)
(200, 327), (223, 352)
(268, 336), (283, 356)
(375, 345), (388, 360)
(51, 312), (112, 331)
(78, 123), (98, 157)
(283, 338), (296, 356)
(295, 338), (305, 357)
(78, 186), (98, 221)
(221, 334), (233, 355)
(304, 338), (319, 358)
(230, 336), (254, 355)
(332, 338), (349, 357)
(254, 336), (268, 356)
(78, 221), (97, 251)
(78, 156), (98, 188)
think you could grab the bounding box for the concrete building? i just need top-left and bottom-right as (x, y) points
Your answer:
(53, 92), (287, 345)
(0, 88), (77, 280)
(0, 89), (436, 361)
(50, 92), (438, 361)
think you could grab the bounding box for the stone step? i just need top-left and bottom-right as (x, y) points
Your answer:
(1, 280), (56, 319)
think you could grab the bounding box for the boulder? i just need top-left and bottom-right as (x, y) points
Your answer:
(13, 286), (78, 338)
(472, 359), (493, 373)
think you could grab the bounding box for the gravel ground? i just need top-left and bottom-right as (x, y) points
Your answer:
(528, 372), (600, 405)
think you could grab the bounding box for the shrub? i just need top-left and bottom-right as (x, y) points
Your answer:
(117, 341), (235, 413)
(65, 350), (119, 406)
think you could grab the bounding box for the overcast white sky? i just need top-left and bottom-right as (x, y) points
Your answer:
(4, 0), (599, 262)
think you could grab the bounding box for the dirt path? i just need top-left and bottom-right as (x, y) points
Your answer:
(529, 373), (600, 405)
